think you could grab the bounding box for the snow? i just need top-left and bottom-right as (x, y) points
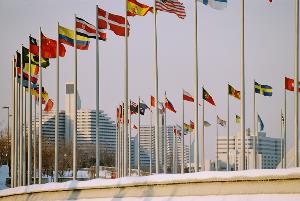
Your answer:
(0, 165), (9, 190)
(65, 194), (300, 201)
(1, 168), (300, 198)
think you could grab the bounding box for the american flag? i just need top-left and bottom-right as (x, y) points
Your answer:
(156, 0), (186, 19)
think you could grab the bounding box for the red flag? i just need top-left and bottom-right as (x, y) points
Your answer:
(41, 32), (66, 58)
(285, 77), (300, 92)
(98, 7), (130, 37)
(44, 99), (54, 112)
(183, 89), (194, 102)
(190, 120), (195, 130)
(151, 96), (155, 107)
(173, 127), (177, 135)
(203, 88), (216, 106)
(165, 97), (176, 113)
(132, 125), (138, 129)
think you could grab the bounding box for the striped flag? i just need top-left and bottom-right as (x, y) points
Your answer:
(76, 17), (106, 41)
(156, 0), (186, 19)
(183, 89), (194, 102)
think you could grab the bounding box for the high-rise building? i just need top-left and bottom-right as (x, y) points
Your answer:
(217, 128), (282, 170)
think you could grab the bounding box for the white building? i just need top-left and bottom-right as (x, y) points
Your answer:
(217, 128), (282, 170)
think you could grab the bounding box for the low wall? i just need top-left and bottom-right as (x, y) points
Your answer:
(1, 168), (300, 201)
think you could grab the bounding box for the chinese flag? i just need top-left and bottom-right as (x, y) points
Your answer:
(41, 32), (66, 58)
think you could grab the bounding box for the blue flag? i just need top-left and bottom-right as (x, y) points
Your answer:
(198, 0), (227, 10)
(258, 114), (264, 131)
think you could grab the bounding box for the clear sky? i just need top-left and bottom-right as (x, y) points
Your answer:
(0, 0), (297, 160)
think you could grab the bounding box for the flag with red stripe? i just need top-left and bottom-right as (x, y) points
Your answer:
(183, 89), (194, 102)
(76, 17), (106, 41)
(165, 96), (176, 113)
(156, 0), (186, 19)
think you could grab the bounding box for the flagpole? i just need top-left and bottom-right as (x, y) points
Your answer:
(23, 85), (26, 186)
(253, 80), (256, 169)
(138, 97), (141, 176)
(256, 113), (259, 168)
(284, 89), (287, 168)
(294, 0), (299, 168)
(13, 57), (17, 187)
(123, 0), (129, 177)
(173, 126), (176, 174)
(216, 116), (219, 171)
(189, 131), (191, 173)
(181, 89), (185, 174)
(38, 28), (43, 184)
(11, 58), (15, 187)
(164, 92), (167, 174)
(227, 85), (230, 171)
(95, 5), (100, 179)
(201, 94), (205, 171)
(33, 98), (36, 184)
(20, 46), (24, 186)
(28, 36), (32, 185)
(280, 109), (283, 169)
(54, 22), (59, 183)
(153, 0), (160, 174)
(240, 0), (246, 171)
(18, 80), (21, 186)
(129, 101), (132, 176)
(194, 0), (199, 173)
(150, 109), (152, 175)
(73, 14), (78, 180)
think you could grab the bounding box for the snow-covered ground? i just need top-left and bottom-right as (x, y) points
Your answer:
(0, 165), (8, 190)
(1, 168), (300, 199)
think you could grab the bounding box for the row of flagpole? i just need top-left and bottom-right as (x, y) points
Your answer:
(8, 0), (300, 188)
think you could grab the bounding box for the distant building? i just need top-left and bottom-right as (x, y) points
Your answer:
(217, 128), (282, 170)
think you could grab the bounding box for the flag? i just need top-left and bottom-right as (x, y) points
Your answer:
(183, 89), (194, 102)
(140, 101), (149, 115)
(17, 67), (38, 84)
(132, 124), (138, 129)
(285, 77), (300, 92)
(29, 36), (39, 55)
(130, 101), (138, 114)
(258, 114), (264, 131)
(24, 63), (39, 75)
(17, 77), (38, 89)
(44, 99), (54, 112)
(58, 25), (90, 50)
(128, 0), (153, 16)
(190, 120), (195, 130)
(98, 7), (130, 37)
(235, 115), (241, 124)
(184, 123), (192, 132)
(41, 32), (66, 58)
(228, 84), (241, 100)
(158, 101), (165, 113)
(217, 116), (226, 127)
(151, 96), (155, 107)
(156, 0), (186, 19)
(22, 46), (50, 68)
(197, 0), (227, 10)
(203, 88), (216, 106)
(76, 17), (106, 41)
(165, 96), (176, 113)
(255, 81), (273, 96)
(204, 121), (211, 127)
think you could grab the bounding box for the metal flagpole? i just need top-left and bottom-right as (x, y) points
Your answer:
(17, 79), (20, 186)
(38, 28), (43, 184)
(194, 0), (199, 173)
(216, 116), (219, 171)
(294, 0), (299, 168)
(150, 109), (152, 175)
(95, 5), (100, 179)
(28, 36), (32, 185)
(227, 85), (230, 171)
(73, 14), (78, 180)
(54, 22), (60, 183)
(33, 99), (36, 184)
(256, 113), (259, 169)
(11, 58), (15, 187)
(189, 131), (191, 173)
(20, 46), (24, 186)
(154, 0), (160, 174)
(173, 126), (176, 174)
(201, 94), (205, 171)
(181, 90), (185, 174)
(240, 0), (246, 171)
(123, 0), (129, 177)
(253, 80), (257, 169)
(164, 92), (167, 174)
(121, 103), (124, 177)
(284, 89), (287, 168)
(13, 57), (17, 187)
(23, 82), (26, 186)
(116, 108), (119, 178)
(138, 98), (141, 176)
(129, 101), (131, 176)
(280, 109), (283, 169)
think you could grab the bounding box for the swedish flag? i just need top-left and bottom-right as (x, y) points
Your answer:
(255, 81), (272, 96)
